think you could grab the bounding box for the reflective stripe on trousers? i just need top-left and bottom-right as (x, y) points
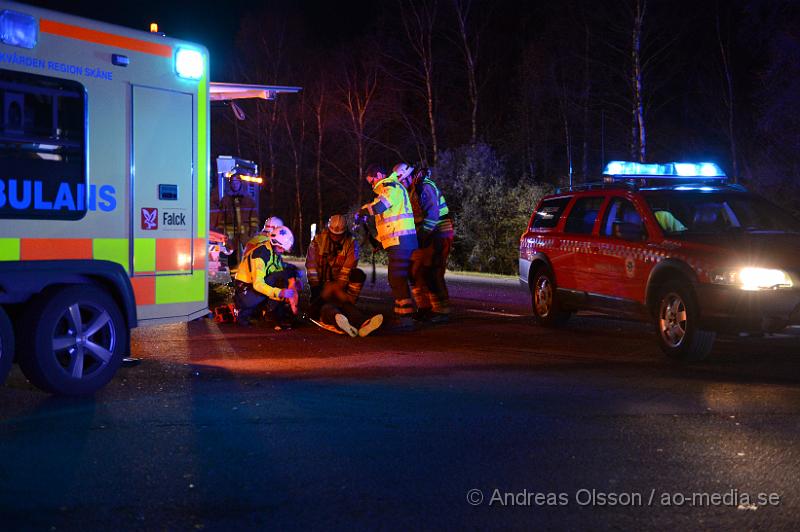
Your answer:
(388, 246), (415, 316)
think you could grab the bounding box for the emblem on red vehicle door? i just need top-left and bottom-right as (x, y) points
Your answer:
(625, 256), (636, 278)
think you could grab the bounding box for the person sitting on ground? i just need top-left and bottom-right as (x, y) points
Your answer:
(306, 214), (383, 337)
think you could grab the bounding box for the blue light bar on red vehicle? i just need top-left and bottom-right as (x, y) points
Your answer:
(603, 161), (726, 179)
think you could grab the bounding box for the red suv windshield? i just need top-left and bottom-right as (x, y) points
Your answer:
(642, 190), (800, 236)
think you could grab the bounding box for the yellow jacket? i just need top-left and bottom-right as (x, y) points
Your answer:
(362, 173), (417, 248)
(234, 234), (285, 299)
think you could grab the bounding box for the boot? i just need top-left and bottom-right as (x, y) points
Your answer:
(412, 307), (433, 322)
(429, 312), (450, 324)
(388, 315), (416, 332)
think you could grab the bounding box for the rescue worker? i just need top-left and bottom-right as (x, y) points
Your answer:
(210, 177), (260, 262)
(358, 163), (418, 330)
(305, 214), (383, 337)
(400, 166), (454, 323)
(233, 225), (300, 327)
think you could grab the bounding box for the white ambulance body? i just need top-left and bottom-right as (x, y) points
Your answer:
(0, 1), (209, 395)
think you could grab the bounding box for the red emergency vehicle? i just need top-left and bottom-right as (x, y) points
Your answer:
(519, 161), (800, 360)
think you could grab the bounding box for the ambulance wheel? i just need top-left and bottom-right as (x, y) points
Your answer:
(0, 306), (14, 386)
(19, 285), (126, 395)
(654, 281), (715, 362)
(530, 266), (570, 327)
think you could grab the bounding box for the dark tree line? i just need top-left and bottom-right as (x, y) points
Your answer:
(211, 0), (800, 272)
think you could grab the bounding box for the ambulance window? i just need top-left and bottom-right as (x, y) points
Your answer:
(532, 197), (570, 229)
(1, 68), (87, 220)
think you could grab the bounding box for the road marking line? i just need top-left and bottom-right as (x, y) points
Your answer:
(466, 309), (523, 317)
(359, 295), (384, 301)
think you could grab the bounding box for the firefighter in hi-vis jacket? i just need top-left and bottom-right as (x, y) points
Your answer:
(400, 166), (454, 323)
(305, 214), (383, 337)
(358, 164), (418, 331)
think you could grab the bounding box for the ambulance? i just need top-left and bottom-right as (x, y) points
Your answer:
(0, 2), (298, 394)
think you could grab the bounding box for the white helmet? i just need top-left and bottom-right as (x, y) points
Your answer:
(270, 225), (294, 252)
(262, 216), (284, 234)
(392, 162), (414, 185)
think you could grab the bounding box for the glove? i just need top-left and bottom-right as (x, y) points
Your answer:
(279, 288), (296, 299)
(280, 289), (299, 315)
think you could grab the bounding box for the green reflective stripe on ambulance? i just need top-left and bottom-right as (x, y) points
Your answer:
(93, 238), (129, 270)
(155, 270), (205, 304)
(0, 238), (20, 261)
(134, 238), (156, 272)
(196, 70), (208, 239)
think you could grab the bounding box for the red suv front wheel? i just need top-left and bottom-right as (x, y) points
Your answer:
(654, 281), (716, 361)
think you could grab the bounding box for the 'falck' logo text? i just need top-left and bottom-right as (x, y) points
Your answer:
(141, 208), (158, 230)
(163, 211), (186, 226)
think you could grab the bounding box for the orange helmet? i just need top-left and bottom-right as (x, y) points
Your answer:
(327, 214), (347, 235)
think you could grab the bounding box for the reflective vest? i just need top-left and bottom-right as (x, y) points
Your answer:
(422, 177), (453, 237)
(368, 174), (417, 248)
(235, 234), (285, 299)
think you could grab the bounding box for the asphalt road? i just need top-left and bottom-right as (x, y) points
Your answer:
(2, 270), (800, 530)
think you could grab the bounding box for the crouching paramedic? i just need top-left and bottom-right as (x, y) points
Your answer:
(234, 225), (300, 327)
(401, 166), (454, 322)
(359, 164), (418, 330)
(306, 214), (383, 337)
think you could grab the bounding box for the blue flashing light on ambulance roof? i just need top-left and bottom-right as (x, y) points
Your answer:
(175, 47), (204, 80)
(603, 160), (726, 179)
(0, 9), (38, 49)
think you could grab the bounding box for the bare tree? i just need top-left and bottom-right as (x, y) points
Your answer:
(234, 11), (291, 213)
(309, 80), (328, 226)
(631, 0), (646, 162)
(339, 56), (380, 204)
(581, 23), (592, 178)
(399, 0), (439, 165)
(595, 0), (679, 164)
(283, 95), (307, 252)
(555, 64), (575, 186)
(716, 2), (738, 180)
(452, 0), (480, 145)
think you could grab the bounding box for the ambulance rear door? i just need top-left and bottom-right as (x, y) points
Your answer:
(131, 85), (195, 318)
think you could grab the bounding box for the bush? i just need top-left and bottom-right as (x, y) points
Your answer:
(436, 143), (553, 274)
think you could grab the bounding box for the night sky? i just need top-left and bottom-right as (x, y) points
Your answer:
(23, 0), (377, 80)
(15, 0), (800, 223)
